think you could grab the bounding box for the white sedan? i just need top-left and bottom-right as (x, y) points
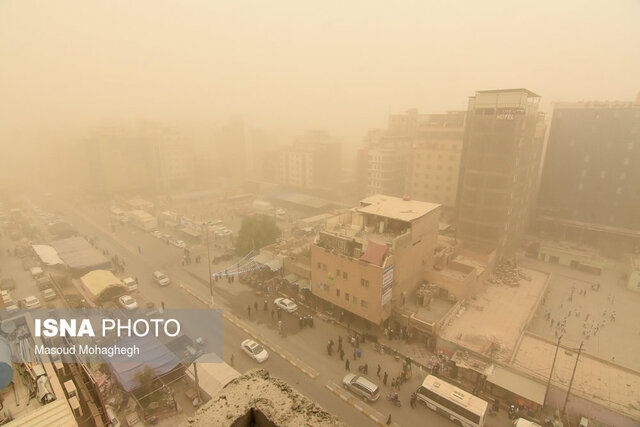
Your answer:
(173, 240), (186, 248)
(241, 339), (269, 363)
(274, 297), (298, 313)
(118, 295), (138, 310)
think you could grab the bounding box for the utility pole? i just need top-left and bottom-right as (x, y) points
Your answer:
(544, 335), (562, 406)
(193, 361), (202, 403)
(562, 341), (583, 418)
(204, 225), (214, 307)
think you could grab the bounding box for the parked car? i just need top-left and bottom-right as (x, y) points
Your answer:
(29, 267), (44, 278)
(105, 405), (121, 427)
(36, 276), (53, 291)
(173, 240), (186, 248)
(342, 373), (380, 402)
(42, 288), (57, 301)
(274, 297), (298, 313)
(241, 339), (269, 363)
(122, 277), (138, 292)
(0, 277), (16, 291)
(1, 290), (15, 306)
(118, 295), (138, 310)
(152, 271), (170, 287)
(151, 230), (162, 239)
(21, 295), (41, 309)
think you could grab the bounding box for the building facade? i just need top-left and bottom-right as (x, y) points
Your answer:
(456, 89), (545, 258)
(275, 131), (341, 190)
(536, 98), (640, 253)
(311, 194), (441, 325)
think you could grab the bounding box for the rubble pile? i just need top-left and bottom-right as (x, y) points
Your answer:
(487, 261), (530, 287)
(185, 369), (345, 427)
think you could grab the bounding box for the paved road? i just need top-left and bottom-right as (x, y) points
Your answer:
(41, 201), (513, 427)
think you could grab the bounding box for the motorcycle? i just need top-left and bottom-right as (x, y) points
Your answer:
(386, 392), (402, 407)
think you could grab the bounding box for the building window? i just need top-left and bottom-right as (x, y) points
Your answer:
(343, 272), (348, 279)
(361, 300), (368, 308)
(352, 296), (357, 304)
(345, 292), (349, 301)
(336, 289), (340, 297)
(360, 279), (369, 288)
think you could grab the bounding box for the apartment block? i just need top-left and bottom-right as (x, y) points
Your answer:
(536, 97), (640, 253)
(404, 111), (466, 208)
(275, 131), (341, 190)
(456, 89), (545, 258)
(311, 194), (441, 325)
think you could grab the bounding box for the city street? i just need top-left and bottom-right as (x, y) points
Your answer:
(35, 201), (514, 427)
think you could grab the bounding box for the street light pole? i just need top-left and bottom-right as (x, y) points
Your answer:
(543, 334), (562, 407)
(562, 341), (584, 419)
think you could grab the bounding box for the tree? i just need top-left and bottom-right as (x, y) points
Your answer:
(235, 215), (281, 256)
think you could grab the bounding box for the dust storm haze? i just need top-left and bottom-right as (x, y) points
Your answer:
(1, 1), (639, 189)
(0, 3), (640, 426)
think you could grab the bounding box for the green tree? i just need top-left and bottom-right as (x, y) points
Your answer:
(235, 215), (281, 256)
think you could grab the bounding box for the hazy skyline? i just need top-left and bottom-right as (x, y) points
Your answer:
(1, 1), (639, 141)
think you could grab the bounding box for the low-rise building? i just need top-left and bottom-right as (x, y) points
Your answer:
(311, 194), (441, 325)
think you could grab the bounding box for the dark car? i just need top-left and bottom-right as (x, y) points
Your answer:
(0, 277), (16, 291)
(64, 295), (90, 309)
(36, 276), (53, 291)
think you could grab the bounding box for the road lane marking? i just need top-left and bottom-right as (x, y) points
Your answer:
(325, 382), (399, 427)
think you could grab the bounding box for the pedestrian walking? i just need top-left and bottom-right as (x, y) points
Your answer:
(386, 414), (391, 425)
(345, 359), (350, 371)
(340, 349), (344, 361)
(377, 364), (381, 378)
(161, 301), (165, 311)
(410, 392), (417, 408)
(247, 305), (251, 317)
(363, 363), (368, 375)
(263, 300), (268, 311)
(138, 246), (142, 254)
(254, 302), (258, 313)
(353, 349), (357, 361)
(383, 372), (388, 386)
(271, 310), (275, 321)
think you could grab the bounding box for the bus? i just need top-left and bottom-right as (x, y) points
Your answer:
(416, 375), (488, 427)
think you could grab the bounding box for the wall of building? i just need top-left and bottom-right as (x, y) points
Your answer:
(311, 244), (386, 324)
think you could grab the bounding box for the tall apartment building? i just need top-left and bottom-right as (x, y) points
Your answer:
(359, 109), (465, 208)
(275, 131), (341, 190)
(536, 97), (640, 252)
(86, 124), (195, 195)
(456, 89), (545, 257)
(403, 111), (466, 209)
(311, 194), (441, 325)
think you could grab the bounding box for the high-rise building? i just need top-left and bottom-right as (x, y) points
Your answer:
(456, 89), (545, 257)
(536, 98), (640, 252)
(86, 123), (195, 195)
(403, 111), (466, 210)
(275, 131), (341, 190)
(311, 194), (441, 325)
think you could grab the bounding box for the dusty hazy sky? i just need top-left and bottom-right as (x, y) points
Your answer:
(1, 0), (639, 141)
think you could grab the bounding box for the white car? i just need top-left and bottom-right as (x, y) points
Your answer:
(30, 267), (44, 278)
(276, 208), (286, 217)
(173, 240), (186, 248)
(21, 295), (41, 309)
(152, 271), (170, 287)
(118, 295), (138, 310)
(241, 339), (269, 363)
(122, 277), (138, 291)
(42, 288), (57, 301)
(151, 230), (162, 239)
(274, 297), (298, 313)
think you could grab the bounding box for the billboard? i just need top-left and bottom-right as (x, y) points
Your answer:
(382, 265), (393, 305)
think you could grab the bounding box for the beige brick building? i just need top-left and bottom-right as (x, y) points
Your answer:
(311, 194), (441, 325)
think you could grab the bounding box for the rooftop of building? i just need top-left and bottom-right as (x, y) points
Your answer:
(358, 194), (440, 223)
(476, 88), (540, 97)
(512, 334), (640, 423)
(439, 267), (549, 361)
(553, 100), (640, 109)
(397, 296), (456, 325)
(184, 369), (345, 427)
